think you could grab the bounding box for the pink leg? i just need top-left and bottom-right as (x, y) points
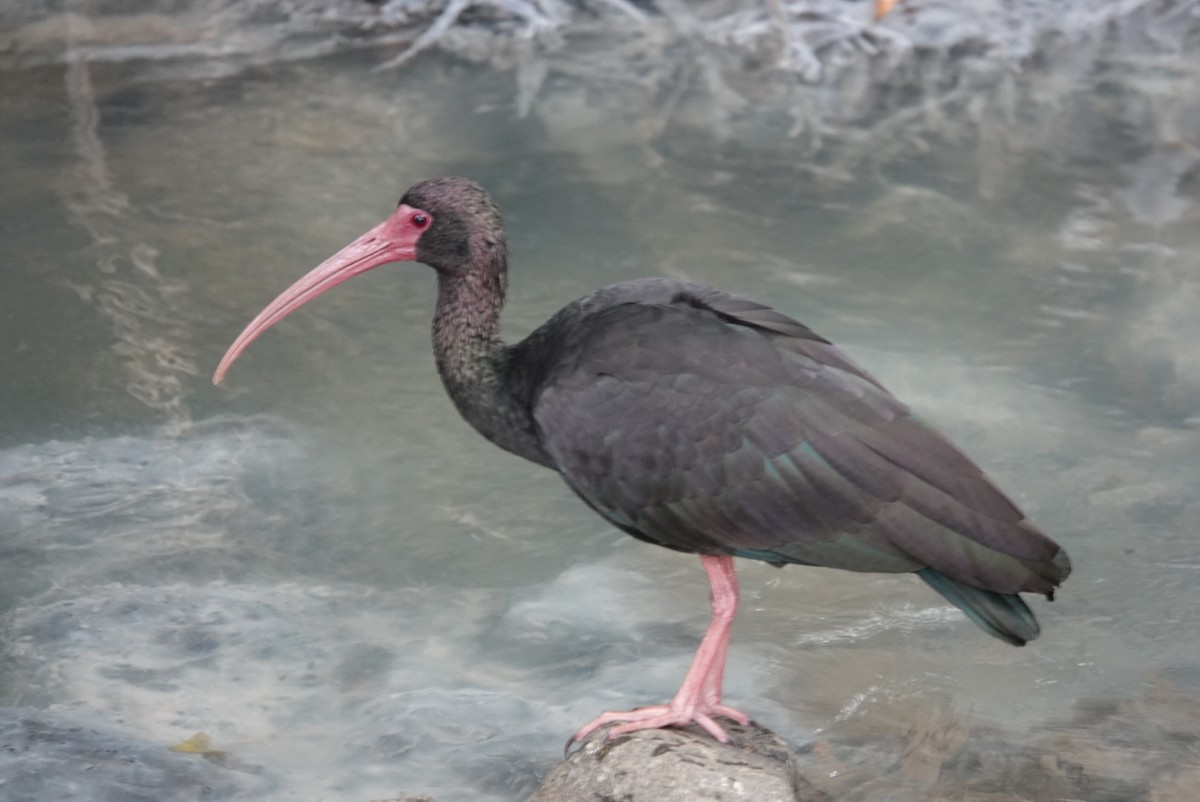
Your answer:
(567, 555), (752, 749)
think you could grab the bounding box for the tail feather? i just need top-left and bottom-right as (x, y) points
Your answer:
(918, 568), (1040, 646)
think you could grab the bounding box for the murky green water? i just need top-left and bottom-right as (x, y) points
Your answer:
(2, 28), (1199, 802)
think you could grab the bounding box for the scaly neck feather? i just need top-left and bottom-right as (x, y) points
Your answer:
(431, 265), (549, 466)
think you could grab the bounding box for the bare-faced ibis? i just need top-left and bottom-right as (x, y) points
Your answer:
(214, 177), (1071, 747)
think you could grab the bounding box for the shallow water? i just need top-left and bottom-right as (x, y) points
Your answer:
(2, 22), (1200, 802)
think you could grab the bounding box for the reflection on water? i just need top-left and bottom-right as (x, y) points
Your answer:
(2, 12), (1199, 801)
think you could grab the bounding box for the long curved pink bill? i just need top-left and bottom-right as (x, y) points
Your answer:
(213, 207), (422, 385)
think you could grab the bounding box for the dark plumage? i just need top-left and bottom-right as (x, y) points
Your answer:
(215, 176), (1071, 744)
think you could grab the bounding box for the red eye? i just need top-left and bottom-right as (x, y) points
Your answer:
(412, 213), (429, 228)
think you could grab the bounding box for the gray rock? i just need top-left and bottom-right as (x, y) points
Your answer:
(530, 721), (828, 802)
(0, 707), (271, 801)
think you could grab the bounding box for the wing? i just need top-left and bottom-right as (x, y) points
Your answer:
(529, 286), (1069, 596)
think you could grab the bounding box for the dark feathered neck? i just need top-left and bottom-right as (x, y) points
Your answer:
(432, 268), (505, 389)
(430, 257), (550, 467)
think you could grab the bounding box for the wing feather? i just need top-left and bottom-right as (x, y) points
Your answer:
(526, 283), (1069, 596)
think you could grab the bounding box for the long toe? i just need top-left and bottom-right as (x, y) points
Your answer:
(566, 701), (754, 753)
(607, 709), (731, 742)
(707, 703), (751, 726)
(566, 705), (673, 752)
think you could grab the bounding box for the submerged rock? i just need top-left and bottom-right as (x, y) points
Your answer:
(0, 707), (270, 801)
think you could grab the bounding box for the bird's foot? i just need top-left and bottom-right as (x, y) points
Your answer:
(565, 701), (751, 753)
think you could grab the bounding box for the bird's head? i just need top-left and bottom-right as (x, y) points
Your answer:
(213, 176), (505, 384)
